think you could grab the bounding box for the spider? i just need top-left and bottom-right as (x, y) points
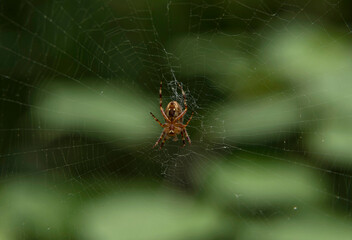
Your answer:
(150, 81), (194, 149)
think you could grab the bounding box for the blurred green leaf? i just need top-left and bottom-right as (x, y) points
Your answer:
(222, 97), (298, 142)
(170, 36), (246, 77)
(240, 213), (352, 240)
(309, 122), (352, 165)
(35, 82), (158, 144)
(0, 181), (67, 239)
(0, 225), (12, 240)
(264, 25), (352, 165)
(76, 191), (225, 240)
(199, 157), (324, 208)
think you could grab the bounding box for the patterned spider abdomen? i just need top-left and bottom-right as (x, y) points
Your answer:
(165, 101), (183, 122)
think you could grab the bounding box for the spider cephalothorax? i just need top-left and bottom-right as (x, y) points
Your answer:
(150, 81), (194, 149)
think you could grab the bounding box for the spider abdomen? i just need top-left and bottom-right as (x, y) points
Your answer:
(165, 101), (183, 122)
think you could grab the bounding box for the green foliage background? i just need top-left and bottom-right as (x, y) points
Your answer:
(1, 0), (352, 239)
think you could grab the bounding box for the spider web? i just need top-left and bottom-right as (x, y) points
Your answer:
(1, 0), (352, 238)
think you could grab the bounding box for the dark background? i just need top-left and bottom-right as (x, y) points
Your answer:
(1, 0), (352, 239)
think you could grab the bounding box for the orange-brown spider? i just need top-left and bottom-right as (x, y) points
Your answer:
(150, 81), (194, 149)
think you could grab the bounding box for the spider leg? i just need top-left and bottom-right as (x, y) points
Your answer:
(159, 81), (171, 123)
(180, 131), (186, 147)
(160, 134), (168, 149)
(183, 129), (191, 145)
(174, 82), (188, 122)
(150, 112), (164, 127)
(153, 130), (166, 148)
(174, 112), (193, 128)
(184, 112), (194, 127)
(178, 82), (187, 110)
